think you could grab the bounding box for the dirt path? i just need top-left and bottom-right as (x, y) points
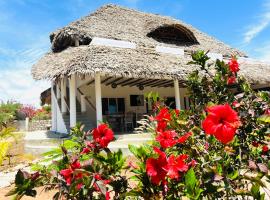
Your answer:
(0, 186), (57, 200)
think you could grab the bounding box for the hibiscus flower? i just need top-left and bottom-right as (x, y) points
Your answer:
(146, 147), (168, 185)
(262, 145), (269, 153)
(228, 58), (239, 73)
(93, 124), (114, 148)
(178, 132), (192, 144)
(60, 160), (82, 186)
(202, 104), (240, 144)
(155, 108), (171, 132)
(166, 154), (189, 180)
(156, 130), (177, 148)
(227, 75), (236, 85)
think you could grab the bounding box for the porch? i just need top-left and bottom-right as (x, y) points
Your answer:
(51, 73), (189, 134)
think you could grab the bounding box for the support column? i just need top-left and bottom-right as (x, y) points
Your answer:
(51, 81), (57, 131)
(81, 95), (86, 113)
(69, 74), (77, 127)
(95, 73), (102, 125)
(174, 79), (181, 110)
(56, 82), (60, 100)
(61, 78), (67, 113)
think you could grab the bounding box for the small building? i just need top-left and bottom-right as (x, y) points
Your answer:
(32, 4), (270, 134)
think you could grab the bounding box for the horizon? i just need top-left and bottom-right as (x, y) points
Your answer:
(0, 0), (270, 106)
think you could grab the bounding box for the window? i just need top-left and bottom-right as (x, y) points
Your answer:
(147, 24), (198, 46)
(165, 97), (176, 109)
(130, 95), (144, 106)
(102, 98), (125, 115)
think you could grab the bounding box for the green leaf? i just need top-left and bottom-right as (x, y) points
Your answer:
(185, 168), (197, 194)
(15, 170), (25, 185)
(258, 115), (270, 123)
(185, 168), (202, 200)
(5, 188), (18, 197)
(228, 170), (238, 180)
(0, 141), (10, 165)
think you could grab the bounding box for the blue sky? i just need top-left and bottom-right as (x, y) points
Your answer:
(0, 0), (270, 106)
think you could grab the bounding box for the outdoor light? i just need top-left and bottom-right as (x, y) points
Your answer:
(111, 83), (117, 88)
(138, 85), (144, 91)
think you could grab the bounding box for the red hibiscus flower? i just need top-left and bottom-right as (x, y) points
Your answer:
(93, 124), (114, 148)
(202, 104), (240, 144)
(262, 145), (269, 153)
(81, 147), (91, 154)
(146, 147), (168, 185)
(228, 58), (239, 73)
(166, 154), (189, 180)
(155, 108), (171, 131)
(60, 160), (82, 186)
(156, 130), (177, 148)
(227, 76), (236, 85)
(60, 168), (73, 185)
(178, 132), (192, 144)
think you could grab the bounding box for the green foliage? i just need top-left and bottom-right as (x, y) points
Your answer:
(0, 101), (21, 129)
(0, 141), (10, 165)
(6, 170), (41, 200)
(12, 123), (128, 200)
(0, 127), (18, 165)
(185, 169), (203, 199)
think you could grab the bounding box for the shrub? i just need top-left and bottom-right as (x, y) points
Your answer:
(32, 108), (51, 121)
(19, 105), (36, 120)
(7, 51), (270, 199)
(0, 101), (21, 129)
(127, 52), (270, 199)
(7, 123), (128, 200)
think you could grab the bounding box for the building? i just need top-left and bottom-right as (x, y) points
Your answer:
(32, 4), (270, 133)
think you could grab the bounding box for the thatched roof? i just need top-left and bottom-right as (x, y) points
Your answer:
(32, 4), (270, 84)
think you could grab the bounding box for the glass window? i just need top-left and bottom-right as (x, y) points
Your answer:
(117, 98), (125, 113)
(102, 98), (125, 115)
(102, 98), (108, 115)
(109, 98), (117, 114)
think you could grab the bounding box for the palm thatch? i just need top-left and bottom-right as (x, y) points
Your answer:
(32, 4), (270, 84)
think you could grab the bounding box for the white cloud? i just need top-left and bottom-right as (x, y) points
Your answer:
(0, 37), (50, 107)
(243, 0), (270, 44)
(253, 42), (270, 63)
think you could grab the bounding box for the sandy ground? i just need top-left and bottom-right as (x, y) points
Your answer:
(0, 186), (57, 200)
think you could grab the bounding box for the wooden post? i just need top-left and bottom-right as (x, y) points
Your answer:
(61, 78), (67, 113)
(174, 79), (181, 110)
(56, 82), (60, 100)
(95, 73), (102, 125)
(69, 74), (77, 127)
(51, 81), (57, 131)
(81, 95), (86, 113)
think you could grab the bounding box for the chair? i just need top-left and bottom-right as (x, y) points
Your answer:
(125, 113), (134, 132)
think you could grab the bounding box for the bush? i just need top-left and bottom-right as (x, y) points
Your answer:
(0, 101), (21, 129)
(19, 105), (36, 120)
(7, 123), (128, 200)
(7, 51), (270, 199)
(32, 108), (51, 121)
